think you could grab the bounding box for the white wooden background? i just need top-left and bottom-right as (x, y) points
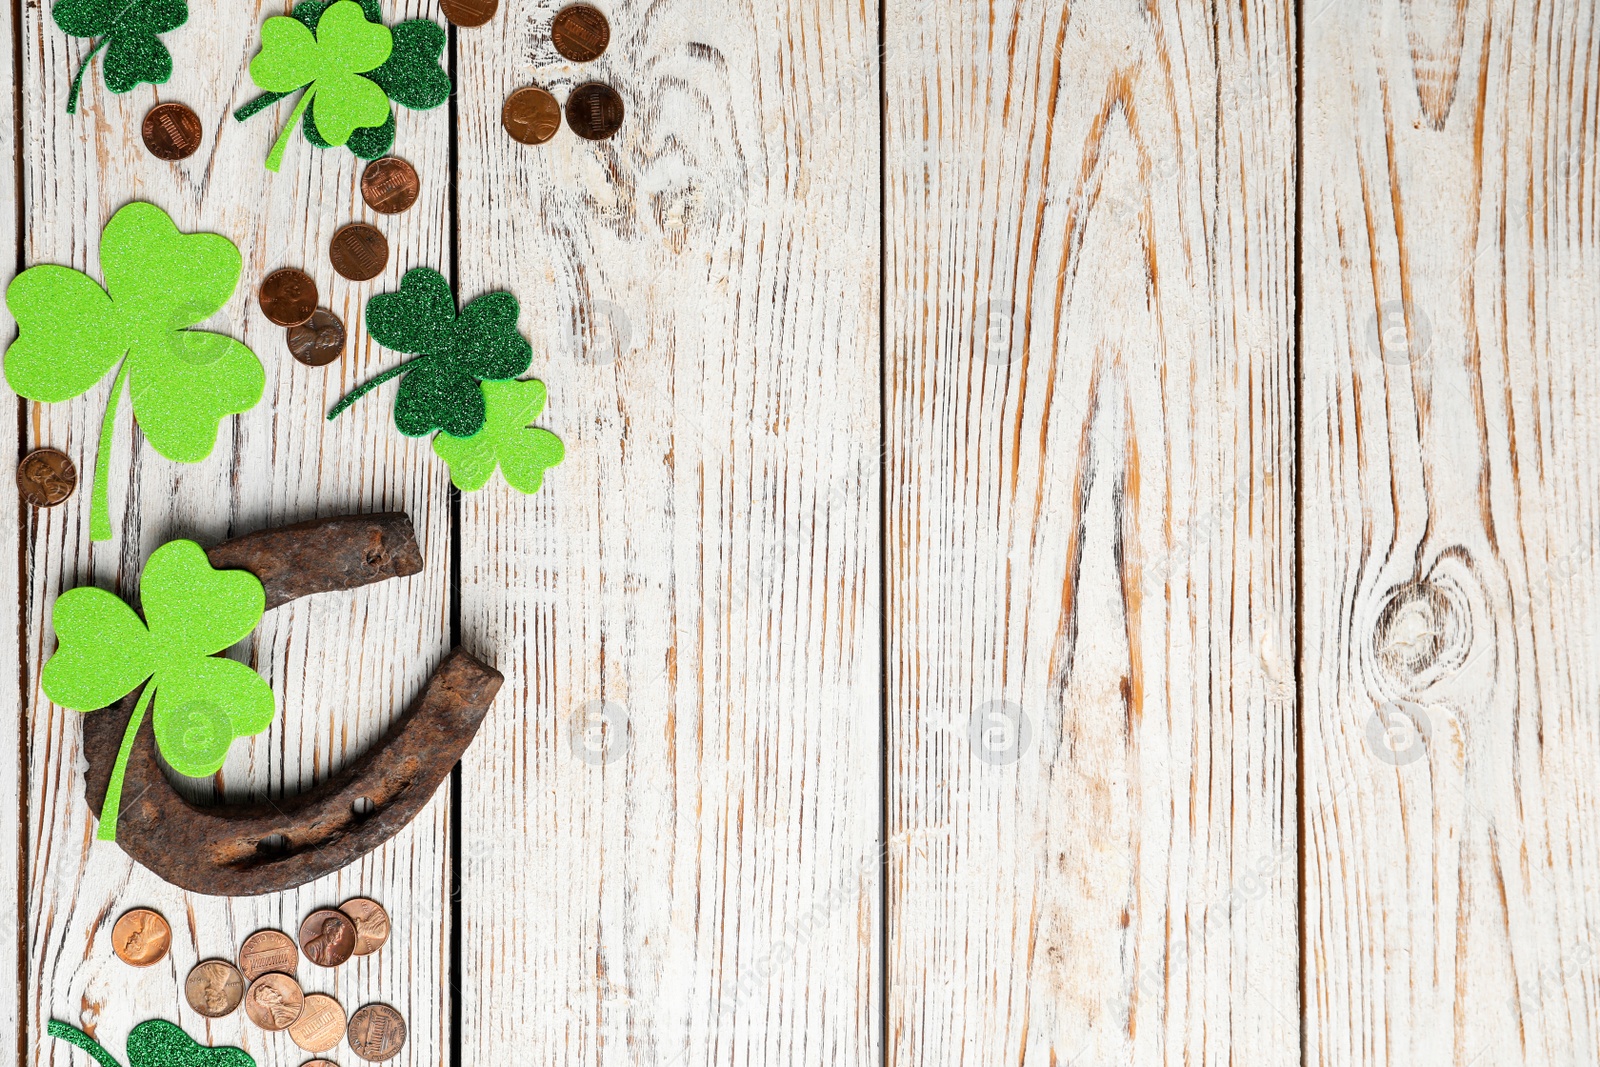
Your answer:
(2, 0), (1597, 1064)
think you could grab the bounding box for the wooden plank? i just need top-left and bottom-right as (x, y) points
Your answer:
(455, 1), (883, 1062)
(21, 2), (453, 1061)
(2, 0), (23, 1056)
(884, 0), (1297, 1062)
(1302, 0), (1600, 1063)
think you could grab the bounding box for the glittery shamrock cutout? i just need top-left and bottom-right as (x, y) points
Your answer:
(41, 539), (272, 842)
(234, 0), (449, 164)
(434, 379), (564, 494)
(52, 0), (187, 115)
(329, 267), (532, 438)
(50, 1019), (254, 1067)
(3, 202), (264, 542)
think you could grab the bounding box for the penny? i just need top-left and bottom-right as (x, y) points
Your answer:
(339, 898), (391, 956)
(289, 993), (346, 1053)
(141, 102), (203, 161)
(185, 960), (245, 1018)
(439, 0), (498, 27)
(551, 4), (610, 62)
(239, 929), (299, 981)
(565, 83), (624, 141)
(361, 157), (420, 215)
(502, 86), (561, 145)
(299, 909), (357, 968)
(329, 223), (389, 282)
(17, 448), (77, 508)
(286, 309), (346, 367)
(244, 972), (305, 1031)
(111, 909), (171, 967)
(260, 268), (318, 327)
(347, 1004), (407, 1062)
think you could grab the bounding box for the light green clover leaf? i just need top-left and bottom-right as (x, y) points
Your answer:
(248, 0), (393, 171)
(3, 202), (263, 541)
(433, 378), (565, 493)
(41, 539), (272, 842)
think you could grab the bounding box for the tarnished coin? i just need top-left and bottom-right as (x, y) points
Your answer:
(288, 993), (346, 1053)
(239, 929), (299, 980)
(329, 223), (389, 282)
(287, 309), (346, 367)
(347, 1004), (407, 1062)
(185, 960), (245, 1018)
(141, 102), (203, 161)
(299, 909), (356, 967)
(17, 448), (77, 508)
(339, 898), (391, 956)
(565, 83), (624, 141)
(439, 0), (498, 27)
(111, 908), (171, 967)
(244, 972), (305, 1031)
(551, 4), (610, 61)
(260, 268), (318, 327)
(361, 157), (420, 214)
(502, 86), (561, 145)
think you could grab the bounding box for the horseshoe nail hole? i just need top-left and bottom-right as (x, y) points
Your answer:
(352, 797), (377, 819)
(256, 834), (290, 858)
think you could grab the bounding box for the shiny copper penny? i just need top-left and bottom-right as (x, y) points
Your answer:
(286, 309), (346, 367)
(299, 909), (357, 968)
(111, 909), (171, 967)
(502, 86), (562, 145)
(361, 157), (420, 215)
(185, 960), (245, 1018)
(238, 929), (299, 980)
(347, 1004), (407, 1062)
(289, 993), (346, 1053)
(141, 102), (203, 161)
(17, 448), (77, 508)
(339, 898), (391, 956)
(329, 223), (389, 282)
(260, 268), (318, 327)
(244, 972), (305, 1031)
(439, 0), (498, 27)
(551, 4), (610, 61)
(565, 82), (624, 141)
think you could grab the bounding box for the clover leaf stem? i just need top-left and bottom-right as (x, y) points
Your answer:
(48, 1021), (123, 1067)
(326, 359), (416, 421)
(89, 360), (128, 543)
(66, 38), (108, 115)
(97, 682), (155, 843)
(266, 88), (317, 173)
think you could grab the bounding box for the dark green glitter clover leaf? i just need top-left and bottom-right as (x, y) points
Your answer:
(50, 1019), (254, 1067)
(52, 0), (188, 115)
(328, 267), (532, 439)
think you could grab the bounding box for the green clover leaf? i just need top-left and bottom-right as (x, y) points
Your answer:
(49, 1019), (255, 1067)
(3, 202), (263, 542)
(41, 539), (271, 842)
(52, 0), (187, 115)
(328, 267), (533, 438)
(434, 379), (565, 493)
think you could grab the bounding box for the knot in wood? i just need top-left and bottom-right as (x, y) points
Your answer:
(1372, 578), (1470, 694)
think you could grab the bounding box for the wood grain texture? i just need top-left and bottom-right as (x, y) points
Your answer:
(19, 0), (453, 1061)
(454, 0), (883, 1063)
(884, 0), (1297, 1063)
(1302, 0), (1600, 1063)
(1, 0), (23, 1053)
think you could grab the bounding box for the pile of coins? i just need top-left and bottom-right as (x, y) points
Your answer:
(503, 5), (624, 145)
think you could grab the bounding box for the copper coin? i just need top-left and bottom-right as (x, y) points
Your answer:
(329, 223), (389, 282)
(347, 1004), (407, 1062)
(260, 268), (318, 327)
(245, 972), (305, 1031)
(361, 157), (420, 215)
(111, 909), (171, 967)
(298, 909), (356, 967)
(551, 4), (610, 61)
(141, 102), (202, 161)
(289, 993), (346, 1053)
(502, 86), (561, 145)
(17, 448), (77, 507)
(185, 960), (245, 1018)
(239, 929), (299, 980)
(439, 0), (498, 27)
(286, 309), (346, 367)
(565, 83), (624, 141)
(339, 898), (391, 956)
